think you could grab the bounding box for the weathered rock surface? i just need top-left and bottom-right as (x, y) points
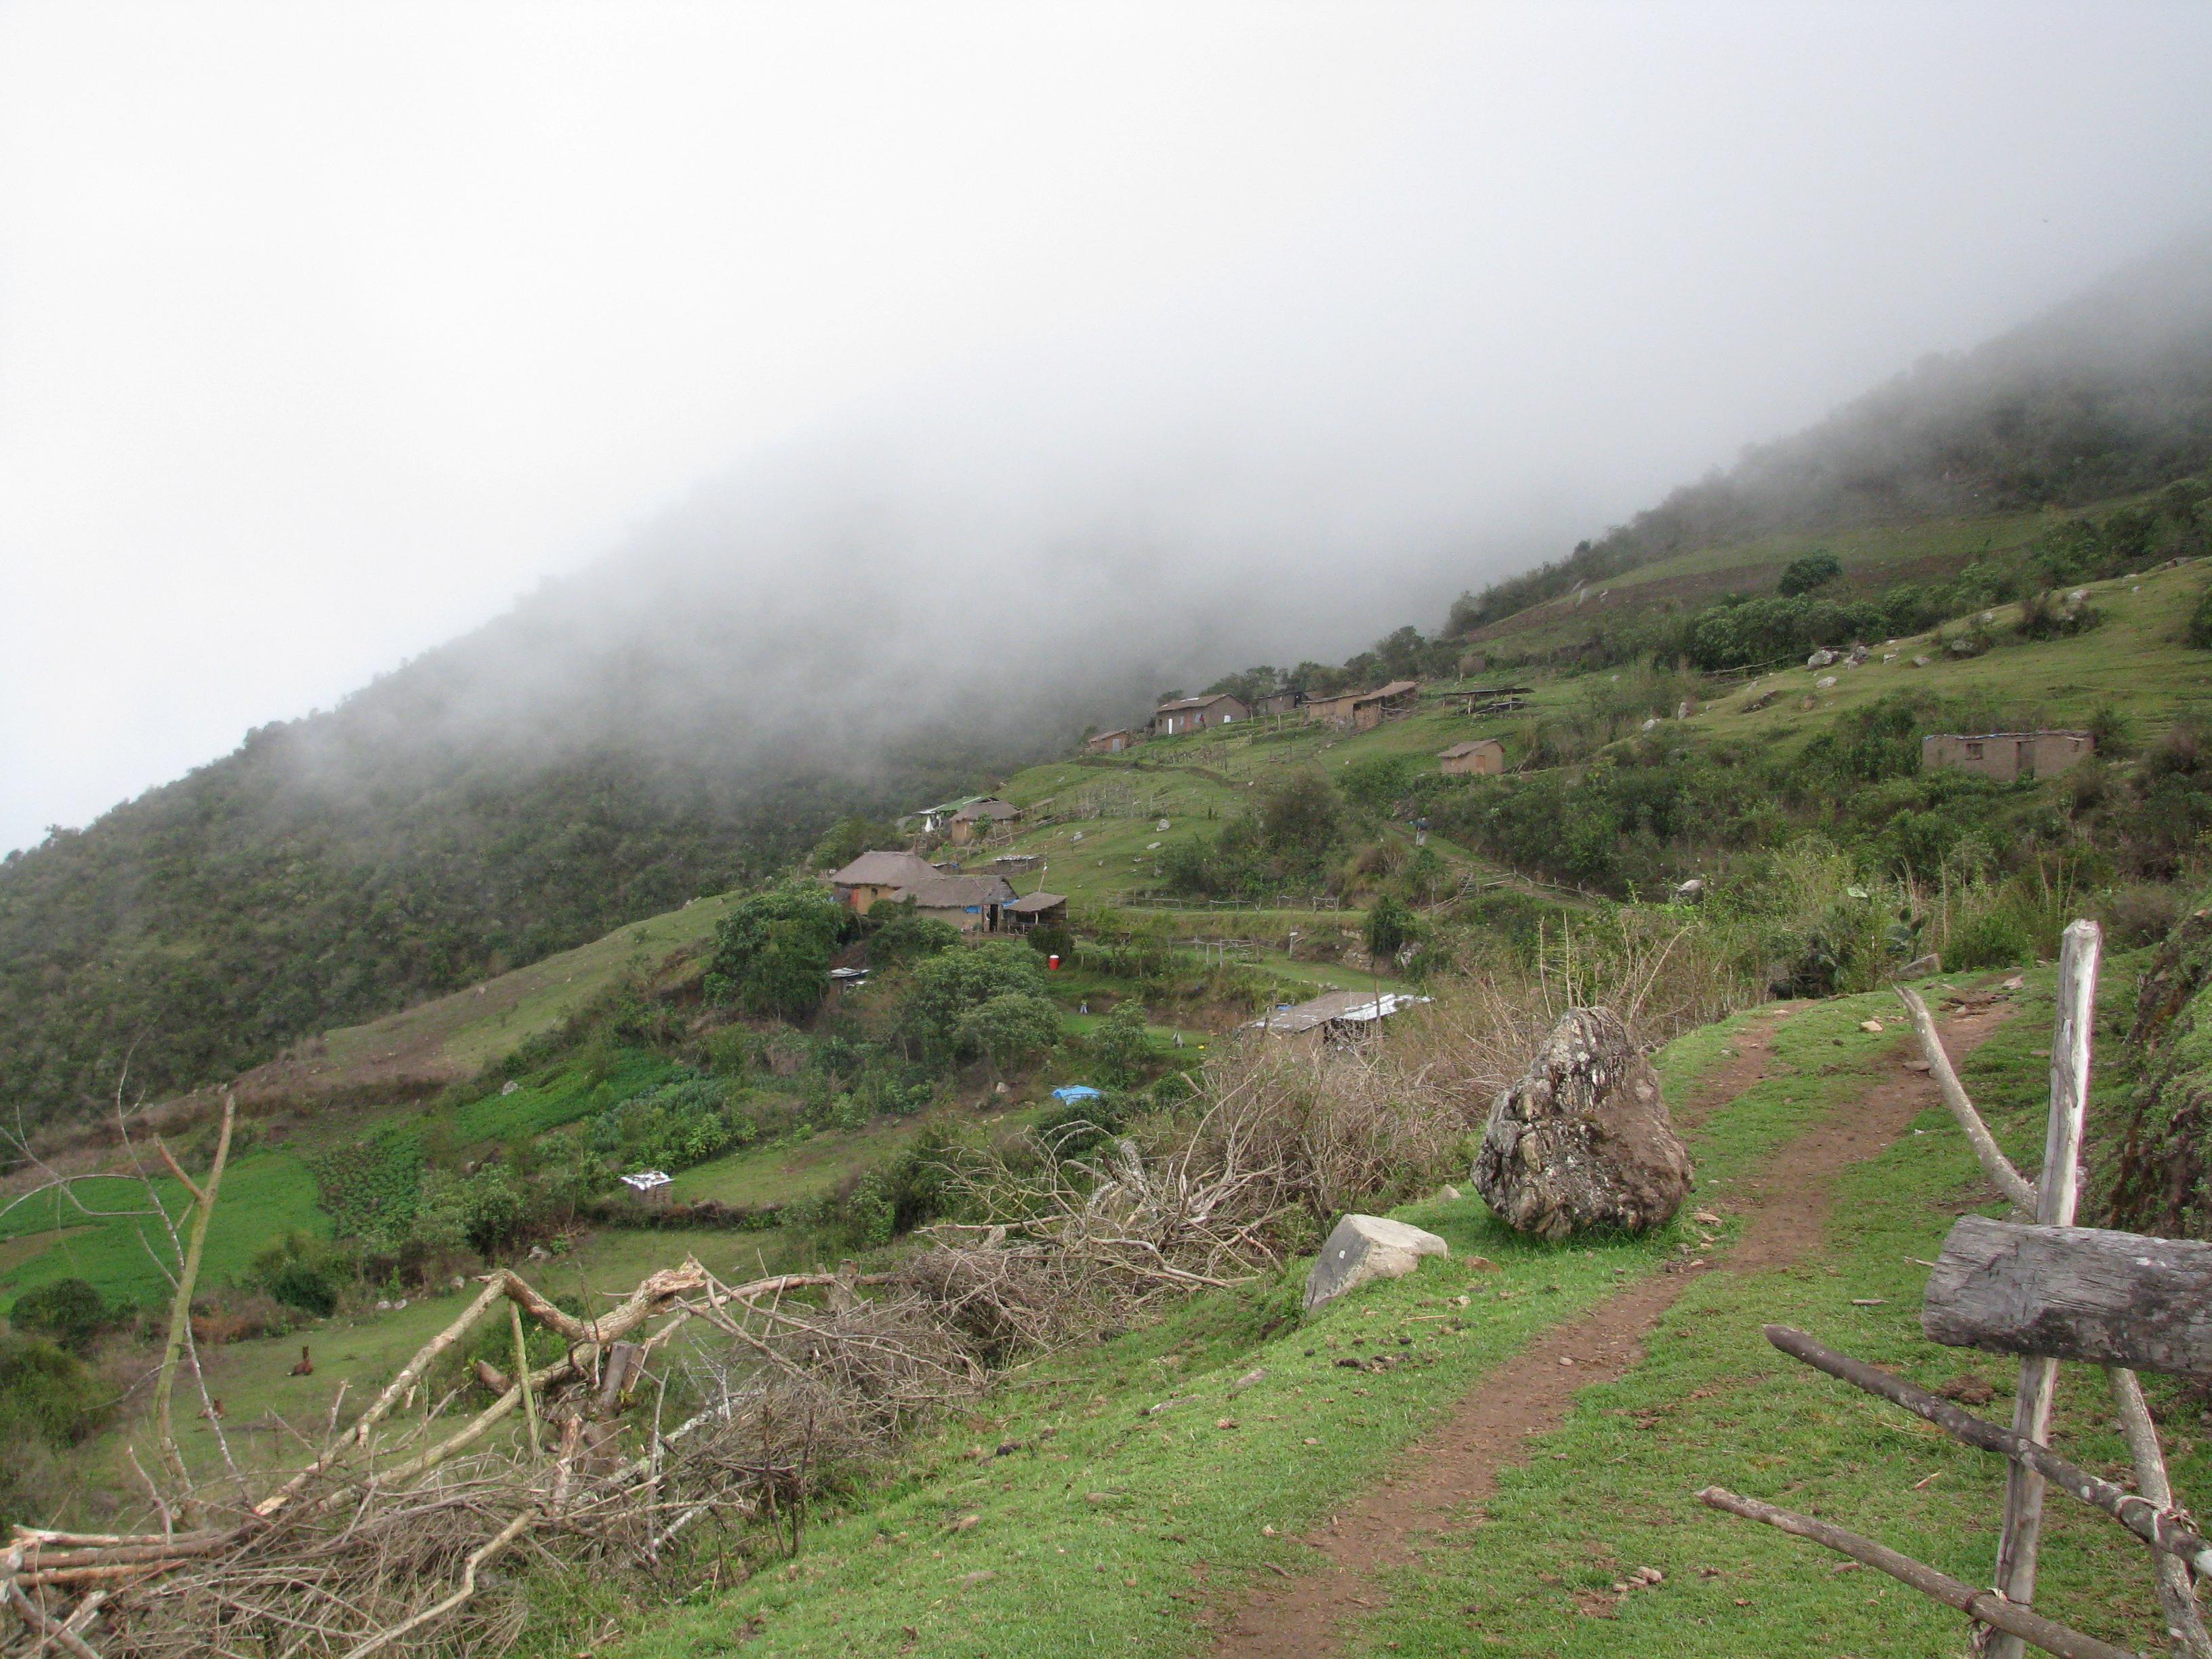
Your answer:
(1473, 1007), (1693, 1242)
(1304, 1214), (1449, 1311)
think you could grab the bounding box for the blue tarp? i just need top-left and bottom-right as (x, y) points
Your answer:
(1050, 1084), (1105, 1103)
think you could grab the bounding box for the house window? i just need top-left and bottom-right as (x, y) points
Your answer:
(1965, 741), (1984, 761)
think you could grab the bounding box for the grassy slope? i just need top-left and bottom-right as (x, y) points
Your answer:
(597, 974), (2178, 1659)
(0, 1151), (328, 1312)
(1463, 500), (2110, 657)
(222, 889), (747, 1104)
(1687, 559), (2212, 753)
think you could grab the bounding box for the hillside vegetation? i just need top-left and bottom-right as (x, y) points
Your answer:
(13, 245), (2212, 1656)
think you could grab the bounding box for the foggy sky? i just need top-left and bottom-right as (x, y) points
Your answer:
(6, 3), (2212, 853)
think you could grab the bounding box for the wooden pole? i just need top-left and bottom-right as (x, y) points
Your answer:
(1993, 919), (2101, 1659)
(510, 1300), (541, 1459)
(1698, 1487), (2143, 1659)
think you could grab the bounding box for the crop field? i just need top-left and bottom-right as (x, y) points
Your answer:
(0, 1149), (328, 1313)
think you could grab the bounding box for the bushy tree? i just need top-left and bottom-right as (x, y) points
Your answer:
(895, 941), (1052, 1069)
(1366, 893), (1417, 962)
(9, 1278), (109, 1353)
(705, 881), (853, 1019)
(1776, 550), (1843, 596)
(1088, 999), (1153, 1088)
(955, 992), (1063, 1073)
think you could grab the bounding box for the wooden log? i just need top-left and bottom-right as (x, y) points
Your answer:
(1697, 1487), (2144, 1659)
(1923, 1216), (2212, 1378)
(1995, 918), (2102, 1659)
(1765, 1326), (2212, 1575)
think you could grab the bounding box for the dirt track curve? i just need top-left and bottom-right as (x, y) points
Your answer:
(1205, 994), (2017, 1658)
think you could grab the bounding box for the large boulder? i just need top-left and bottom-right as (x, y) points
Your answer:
(1473, 1008), (1692, 1242)
(1304, 1214), (1449, 1311)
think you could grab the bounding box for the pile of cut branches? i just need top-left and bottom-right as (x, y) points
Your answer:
(4, 1092), (1288, 1656)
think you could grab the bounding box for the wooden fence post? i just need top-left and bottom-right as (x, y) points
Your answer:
(1990, 919), (2100, 1659)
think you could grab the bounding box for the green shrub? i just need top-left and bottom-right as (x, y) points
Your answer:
(1776, 550), (1842, 596)
(895, 941), (1052, 1070)
(1088, 1000), (1154, 1088)
(0, 1331), (117, 1448)
(9, 1277), (110, 1353)
(868, 905), (961, 968)
(1945, 907), (2036, 970)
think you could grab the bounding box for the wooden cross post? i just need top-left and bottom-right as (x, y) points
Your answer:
(1989, 919), (2100, 1659)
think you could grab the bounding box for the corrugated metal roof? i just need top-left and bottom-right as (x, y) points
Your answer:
(1245, 989), (1431, 1034)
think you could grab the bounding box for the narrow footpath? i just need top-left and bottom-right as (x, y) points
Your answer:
(1205, 994), (2018, 1658)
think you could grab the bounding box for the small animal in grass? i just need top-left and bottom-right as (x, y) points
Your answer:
(289, 1345), (314, 1377)
(201, 1399), (224, 1420)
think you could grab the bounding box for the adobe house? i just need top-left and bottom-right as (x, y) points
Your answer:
(900, 873), (1017, 935)
(1921, 730), (2093, 783)
(1439, 737), (1505, 776)
(1086, 728), (1134, 754)
(1151, 693), (1250, 736)
(827, 850), (941, 915)
(1253, 690), (1303, 717)
(1307, 679), (1420, 732)
(947, 797), (1023, 845)
(1002, 890), (1069, 931)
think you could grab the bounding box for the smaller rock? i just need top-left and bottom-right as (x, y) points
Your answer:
(1815, 674), (1838, 689)
(1900, 951), (1940, 978)
(1859, 1019), (1884, 1033)
(1807, 649), (1837, 668)
(1671, 877), (1706, 904)
(1305, 1215), (1449, 1311)
(1912, 655), (1931, 668)
(501, 1080), (520, 1097)
(1437, 1184), (1462, 1202)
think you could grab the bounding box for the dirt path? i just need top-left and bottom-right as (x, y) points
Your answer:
(1205, 996), (2016, 1658)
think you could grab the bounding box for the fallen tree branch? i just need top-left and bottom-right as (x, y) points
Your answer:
(1698, 1486), (2142, 1659)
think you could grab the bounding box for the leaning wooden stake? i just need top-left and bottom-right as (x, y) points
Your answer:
(2110, 1365), (2212, 1659)
(510, 1300), (541, 1459)
(151, 1095), (234, 1491)
(1993, 919), (2102, 1659)
(1698, 1487), (2142, 1659)
(1896, 983), (2037, 1216)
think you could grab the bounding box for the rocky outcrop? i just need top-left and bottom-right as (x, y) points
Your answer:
(1304, 1214), (1449, 1311)
(1473, 1007), (1692, 1242)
